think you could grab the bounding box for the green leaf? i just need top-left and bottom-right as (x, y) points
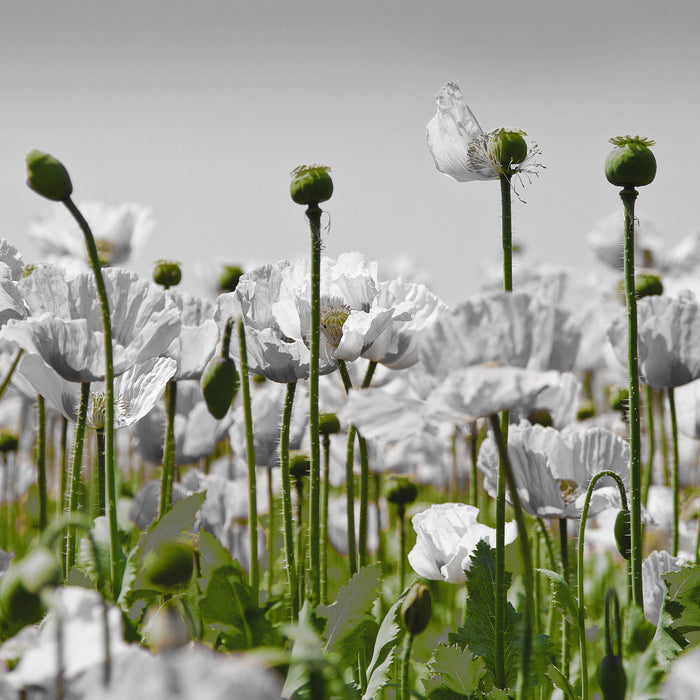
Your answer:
(317, 563), (382, 668)
(362, 588), (408, 700)
(535, 568), (580, 625)
(448, 540), (521, 688)
(424, 644), (485, 699)
(546, 664), (577, 700)
(625, 643), (665, 700)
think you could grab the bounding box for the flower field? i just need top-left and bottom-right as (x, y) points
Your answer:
(1, 83), (700, 700)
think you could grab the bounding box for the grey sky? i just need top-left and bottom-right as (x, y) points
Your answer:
(2, 0), (699, 303)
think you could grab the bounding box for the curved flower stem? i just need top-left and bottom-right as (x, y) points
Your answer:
(620, 186), (643, 608)
(94, 427), (106, 517)
(37, 394), (47, 532)
(321, 432), (331, 604)
(577, 470), (628, 700)
(642, 384), (655, 506)
(66, 382), (90, 575)
(489, 414), (532, 700)
(0, 348), (22, 403)
(63, 196), (121, 598)
(238, 318), (259, 599)
(307, 203), (322, 609)
(280, 381), (299, 618)
(158, 380), (178, 519)
(668, 387), (680, 556)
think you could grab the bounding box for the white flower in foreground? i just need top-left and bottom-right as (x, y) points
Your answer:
(662, 644), (700, 699)
(642, 549), (685, 626)
(29, 200), (153, 269)
(408, 503), (516, 583)
(426, 81), (541, 183)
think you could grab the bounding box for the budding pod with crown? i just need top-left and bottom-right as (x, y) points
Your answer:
(290, 453), (311, 480)
(605, 136), (657, 188)
(201, 356), (239, 419)
(290, 165), (333, 205)
(26, 150), (73, 201)
(0, 430), (19, 455)
(318, 413), (341, 436)
(577, 400), (596, 421)
(219, 265), (244, 293)
(614, 509), (632, 560)
(487, 129), (528, 173)
(153, 260), (182, 289)
(401, 582), (432, 636)
(142, 540), (195, 592)
(385, 477), (418, 507)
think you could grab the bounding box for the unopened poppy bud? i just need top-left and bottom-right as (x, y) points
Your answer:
(142, 540), (195, 592)
(528, 409), (553, 427)
(614, 509), (632, 560)
(26, 150), (73, 201)
(577, 400), (596, 421)
(153, 260), (182, 289)
(201, 356), (239, 419)
(0, 430), (19, 454)
(318, 413), (341, 436)
(219, 265), (244, 293)
(487, 129), (528, 173)
(401, 582), (432, 635)
(385, 476), (418, 507)
(605, 136), (656, 188)
(597, 654), (627, 700)
(290, 164), (333, 205)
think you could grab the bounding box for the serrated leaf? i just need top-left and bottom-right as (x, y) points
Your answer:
(76, 516), (112, 594)
(118, 491), (205, 607)
(546, 664), (577, 700)
(535, 568), (580, 624)
(424, 644), (485, 699)
(448, 540), (521, 688)
(282, 602), (325, 700)
(362, 588), (408, 700)
(317, 563), (382, 667)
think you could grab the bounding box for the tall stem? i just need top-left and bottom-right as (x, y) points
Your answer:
(94, 427), (106, 517)
(0, 348), (22, 402)
(238, 319), (258, 598)
(559, 518), (570, 676)
(63, 197), (121, 597)
(321, 433), (330, 604)
(267, 467), (275, 599)
(338, 360), (357, 575)
(307, 203), (322, 609)
(620, 186), (643, 608)
(37, 394), (47, 531)
(668, 387), (680, 556)
(642, 384), (655, 506)
(158, 380), (178, 518)
(280, 381), (298, 618)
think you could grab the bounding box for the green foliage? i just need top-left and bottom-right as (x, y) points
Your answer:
(423, 644), (486, 699)
(448, 540), (521, 688)
(535, 568), (580, 625)
(624, 644), (665, 700)
(317, 563), (382, 669)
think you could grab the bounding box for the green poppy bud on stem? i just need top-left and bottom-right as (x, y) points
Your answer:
(26, 150), (73, 201)
(614, 509), (632, 560)
(401, 582), (432, 635)
(153, 260), (182, 289)
(219, 265), (244, 293)
(0, 430), (19, 454)
(318, 413), (341, 436)
(290, 165), (333, 205)
(385, 476), (418, 507)
(487, 129), (528, 174)
(201, 356), (239, 419)
(605, 136), (656, 188)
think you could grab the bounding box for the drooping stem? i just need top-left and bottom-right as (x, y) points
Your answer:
(279, 381), (298, 618)
(489, 413), (533, 700)
(66, 382), (90, 574)
(642, 384), (655, 506)
(63, 197), (121, 597)
(620, 186), (643, 608)
(577, 470), (628, 700)
(668, 387), (680, 556)
(238, 318), (258, 598)
(307, 203), (322, 609)
(158, 380), (178, 519)
(37, 394), (47, 531)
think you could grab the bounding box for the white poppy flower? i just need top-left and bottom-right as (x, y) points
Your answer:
(408, 503), (516, 583)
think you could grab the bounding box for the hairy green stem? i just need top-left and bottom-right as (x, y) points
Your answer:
(37, 394), (47, 531)
(64, 197), (121, 597)
(158, 381), (178, 519)
(620, 186), (643, 608)
(668, 387), (680, 556)
(321, 432), (330, 604)
(0, 348), (22, 402)
(280, 381), (298, 618)
(238, 319), (259, 598)
(338, 360), (357, 576)
(559, 518), (570, 676)
(267, 467), (275, 600)
(401, 632), (415, 700)
(642, 384), (655, 506)
(94, 427), (106, 517)
(469, 421), (479, 509)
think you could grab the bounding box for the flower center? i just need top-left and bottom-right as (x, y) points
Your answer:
(320, 299), (351, 349)
(557, 479), (582, 505)
(89, 391), (131, 428)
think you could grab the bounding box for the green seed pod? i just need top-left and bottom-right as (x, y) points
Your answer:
(318, 413), (341, 436)
(0, 430), (19, 454)
(614, 509), (632, 560)
(252, 374), (267, 385)
(219, 265), (244, 293)
(26, 150), (73, 201)
(577, 400), (596, 421)
(385, 476), (418, 506)
(290, 164), (333, 205)
(487, 129), (528, 173)
(201, 356), (239, 419)
(153, 260), (182, 288)
(597, 654), (627, 700)
(401, 582), (432, 636)
(528, 409), (553, 428)
(608, 386), (629, 414)
(605, 136), (656, 188)
(142, 540), (195, 591)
